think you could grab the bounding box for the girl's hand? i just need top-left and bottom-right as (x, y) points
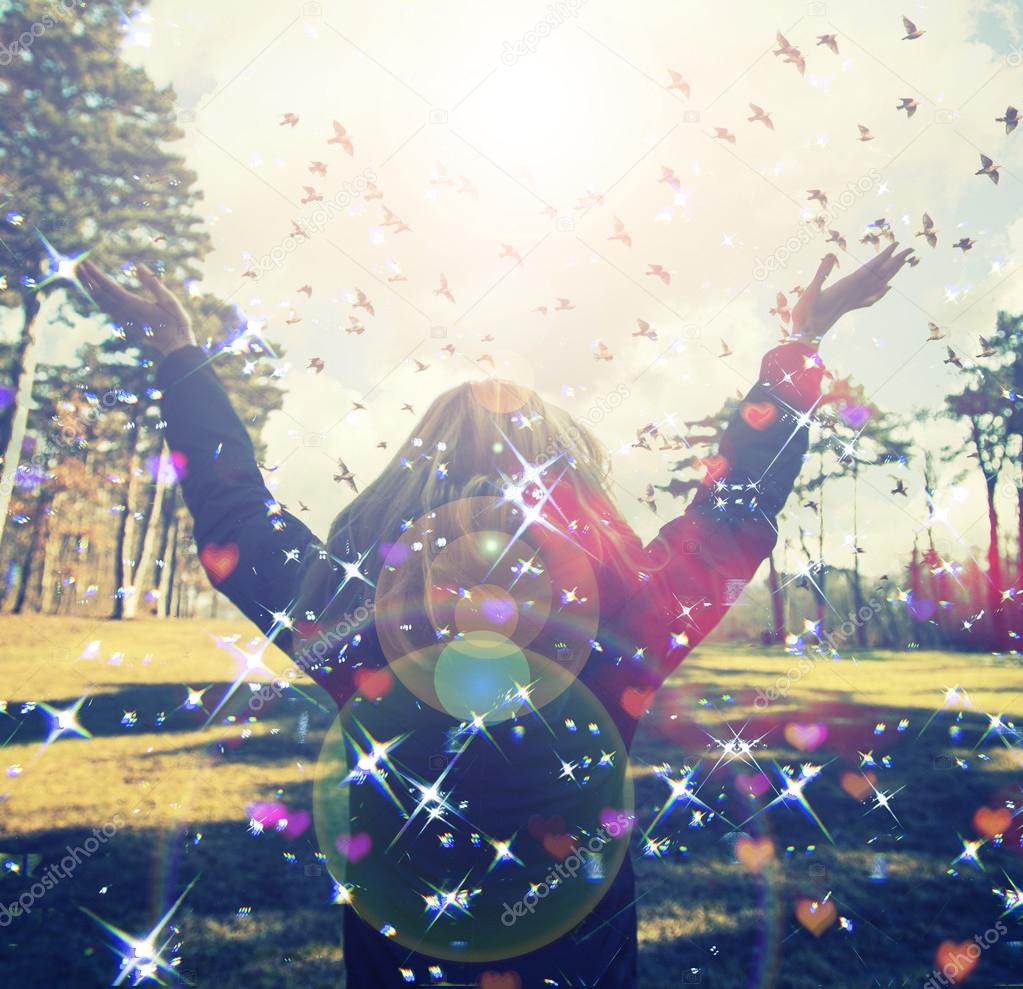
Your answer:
(791, 241), (915, 346)
(79, 259), (196, 358)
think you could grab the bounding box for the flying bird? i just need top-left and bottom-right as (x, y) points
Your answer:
(434, 273), (455, 304)
(896, 97), (918, 118)
(816, 34), (839, 54)
(975, 153), (1000, 184)
(826, 229), (848, 250)
(718, 339), (734, 358)
(333, 459), (358, 492)
(926, 322), (945, 341)
(297, 284), (313, 297)
(748, 103), (774, 129)
(633, 319), (658, 341)
(279, 112), (299, 127)
(976, 336), (998, 358)
(346, 317), (365, 335)
(499, 244), (522, 263)
(401, 403), (415, 414)
(307, 357), (325, 373)
(301, 186), (323, 204)
(916, 212), (938, 247)
(309, 160), (327, 176)
(646, 264), (671, 285)
(769, 292), (791, 323)
(609, 216), (632, 247)
(944, 346), (964, 369)
(953, 237), (975, 252)
(413, 359), (430, 373)
(666, 69), (690, 97)
(660, 166), (682, 192)
(291, 220), (310, 240)
(353, 288), (375, 316)
(594, 341), (614, 361)
(364, 181), (384, 200)
(807, 188), (828, 208)
(901, 15), (925, 40)
(555, 297), (575, 311)
(996, 106), (1019, 134)
(713, 127), (737, 144)
(639, 484), (658, 514)
(328, 120), (355, 155)
(890, 478), (908, 497)
(857, 124), (874, 142)
(773, 32), (805, 74)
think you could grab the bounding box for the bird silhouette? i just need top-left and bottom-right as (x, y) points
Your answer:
(279, 112), (299, 127)
(301, 186), (323, 204)
(996, 106), (1019, 134)
(857, 124), (874, 141)
(346, 317), (365, 335)
(555, 298), (575, 311)
(976, 153), (1000, 184)
(353, 289), (375, 316)
(434, 274), (455, 304)
(633, 319), (658, 341)
(333, 459), (358, 492)
(307, 357), (324, 373)
(816, 34), (839, 54)
(976, 336), (997, 358)
(890, 478), (908, 497)
(896, 97), (919, 118)
(944, 346), (964, 369)
(413, 359), (430, 373)
(901, 15), (925, 40)
(748, 103), (774, 129)
(713, 127), (737, 144)
(660, 166), (682, 192)
(328, 120), (355, 155)
(499, 244), (522, 263)
(401, 403), (415, 414)
(926, 322), (945, 341)
(953, 237), (975, 252)
(718, 339), (734, 358)
(646, 264), (671, 285)
(666, 69), (690, 98)
(916, 213), (938, 248)
(309, 160), (328, 176)
(594, 342), (614, 361)
(808, 188), (828, 208)
(297, 284), (313, 297)
(609, 216), (632, 247)
(639, 484), (658, 514)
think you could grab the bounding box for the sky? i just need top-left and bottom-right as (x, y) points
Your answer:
(9, 0), (1023, 579)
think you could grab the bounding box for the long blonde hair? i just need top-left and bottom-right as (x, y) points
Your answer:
(295, 379), (644, 663)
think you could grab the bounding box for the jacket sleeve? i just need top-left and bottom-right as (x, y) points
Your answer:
(603, 341), (825, 695)
(156, 345), (320, 655)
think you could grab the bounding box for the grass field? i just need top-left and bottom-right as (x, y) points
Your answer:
(0, 615), (1021, 988)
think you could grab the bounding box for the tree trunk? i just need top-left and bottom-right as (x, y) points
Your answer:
(850, 464), (867, 647)
(159, 509), (180, 619)
(985, 476), (1006, 648)
(0, 293), (43, 557)
(110, 426), (143, 620)
(12, 487), (51, 614)
(767, 551), (785, 642)
(122, 446), (169, 619)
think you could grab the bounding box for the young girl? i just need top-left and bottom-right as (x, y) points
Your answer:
(79, 243), (912, 987)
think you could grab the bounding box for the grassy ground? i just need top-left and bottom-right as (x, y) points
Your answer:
(0, 615), (1021, 988)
